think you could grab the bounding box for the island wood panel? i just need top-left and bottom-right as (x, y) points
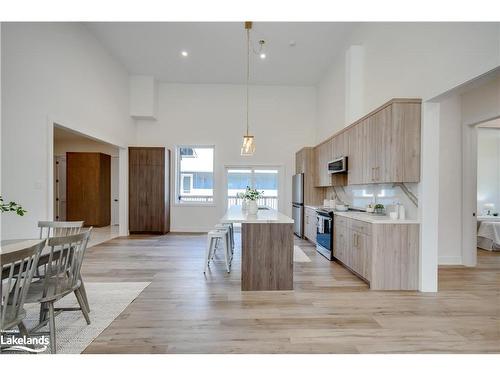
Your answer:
(66, 152), (111, 227)
(129, 147), (170, 234)
(370, 223), (419, 290)
(241, 222), (293, 291)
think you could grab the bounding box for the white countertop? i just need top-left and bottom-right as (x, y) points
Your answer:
(221, 205), (294, 224)
(334, 211), (419, 224)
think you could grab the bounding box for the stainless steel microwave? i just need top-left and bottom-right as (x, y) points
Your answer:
(328, 156), (348, 174)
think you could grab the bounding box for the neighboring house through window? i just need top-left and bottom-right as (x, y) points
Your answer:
(176, 145), (214, 204)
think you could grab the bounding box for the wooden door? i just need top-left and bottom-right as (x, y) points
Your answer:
(129, 147), (168, 233)
(66, 152), (110, 227)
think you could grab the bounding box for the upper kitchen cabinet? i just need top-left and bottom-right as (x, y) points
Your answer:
(348, 99), (421, 185)
(295, 147), (325, 205)
(314, 139), (333, 187)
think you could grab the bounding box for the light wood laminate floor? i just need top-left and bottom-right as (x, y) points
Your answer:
(82, 234), (500, 353)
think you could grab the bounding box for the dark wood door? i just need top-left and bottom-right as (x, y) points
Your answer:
(66, 152), (111, 227)
(129, 147), (169, 234)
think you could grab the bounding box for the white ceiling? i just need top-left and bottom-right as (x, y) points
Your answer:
(86, 22), (357, 85)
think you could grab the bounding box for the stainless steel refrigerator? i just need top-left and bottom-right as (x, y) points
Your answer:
(292, 173), (304, 237)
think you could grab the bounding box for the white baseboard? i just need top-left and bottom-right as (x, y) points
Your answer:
(438, 255), (463, 265)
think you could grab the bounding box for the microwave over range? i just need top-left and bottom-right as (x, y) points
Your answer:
(328, 156), (348, 174)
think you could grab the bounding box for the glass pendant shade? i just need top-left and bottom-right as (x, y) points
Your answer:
(240, 135), (255, 156)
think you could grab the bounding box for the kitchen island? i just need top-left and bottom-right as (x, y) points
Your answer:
(221, 205), (294, 291)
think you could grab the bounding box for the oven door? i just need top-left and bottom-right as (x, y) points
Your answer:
(316, 214), (332, 251)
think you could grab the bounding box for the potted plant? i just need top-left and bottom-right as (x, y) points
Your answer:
(243, 186), (263, 215)
(0, 195), (27, 216)
(374, 203), (385, 215)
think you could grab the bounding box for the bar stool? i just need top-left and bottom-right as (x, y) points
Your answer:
(215, 223), (234, 255)
(204, 228), (231, 274)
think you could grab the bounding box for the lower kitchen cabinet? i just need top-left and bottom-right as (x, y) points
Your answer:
(333, 215), (418, 290)
(304, 207), (317, 242)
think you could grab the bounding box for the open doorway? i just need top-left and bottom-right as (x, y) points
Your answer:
(53, 125), (120, 247)
(476, 118), (500, 256)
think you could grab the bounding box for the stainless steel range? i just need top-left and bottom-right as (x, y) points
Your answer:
(316, 208), (334, 260)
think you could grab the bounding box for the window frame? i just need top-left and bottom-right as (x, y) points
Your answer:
(174, 145), (216, 207)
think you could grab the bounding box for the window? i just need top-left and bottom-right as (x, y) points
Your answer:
(176, 146), (214, 204)
(226, 167), (279, 210)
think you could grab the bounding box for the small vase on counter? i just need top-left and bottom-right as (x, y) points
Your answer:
(247, 200), (258, 215)
(242, 199), (248, 211)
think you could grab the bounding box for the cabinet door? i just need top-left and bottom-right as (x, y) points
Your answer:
(347, 120), (368, 185)
(315, 142), (332, 187)
(334, 221), (347, 262)
(304, 208), (311, 239)
(393, 102), (421, 182)
(368, 106), (392, 183)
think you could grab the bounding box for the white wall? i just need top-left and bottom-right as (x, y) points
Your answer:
(315, 22), (500, 142)
(135, 83), (316, 232)
(477, 128), (500, 215)
(1, 23), (135, 239)
(54, 136), (119, 157)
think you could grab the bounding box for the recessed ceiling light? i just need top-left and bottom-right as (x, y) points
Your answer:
(260, 53), (266, 59)
(289, 40), (296, 47)
(181, 51), (188, 57)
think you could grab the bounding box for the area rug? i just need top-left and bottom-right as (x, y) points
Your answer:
(22, 282), (150, 354)
(293, 245), (311, 262)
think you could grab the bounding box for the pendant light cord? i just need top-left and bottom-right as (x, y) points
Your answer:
(246, 27), (250, 136)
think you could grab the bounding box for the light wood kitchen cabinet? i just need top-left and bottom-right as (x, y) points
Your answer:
(304, 206), (317, 242)
(346, 118), (369, 185)
(347, 100), (421, 185)
(295, 147), (325, 206)
(314, 139), (333, 187)
(333, 215), (418, 290)
(348, 227), (371, 280)
(334, 218), (348, 263)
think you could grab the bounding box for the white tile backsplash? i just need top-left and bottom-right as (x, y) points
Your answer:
(325, 183), (419, 220)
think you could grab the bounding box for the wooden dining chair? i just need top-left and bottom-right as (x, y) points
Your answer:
(37, 220), (90, 314)
(25, 229), (92, 354)
(0, 240), (46, 335)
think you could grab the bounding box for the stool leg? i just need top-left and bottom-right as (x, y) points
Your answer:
(223, 235), (230, 273)
(204, 236), (212, 273)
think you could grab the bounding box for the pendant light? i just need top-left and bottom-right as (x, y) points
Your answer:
(241, 21), (255, 156)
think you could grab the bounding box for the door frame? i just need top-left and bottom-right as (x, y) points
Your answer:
(462, 115), (500, 266)
(46, 117), (128, 235)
